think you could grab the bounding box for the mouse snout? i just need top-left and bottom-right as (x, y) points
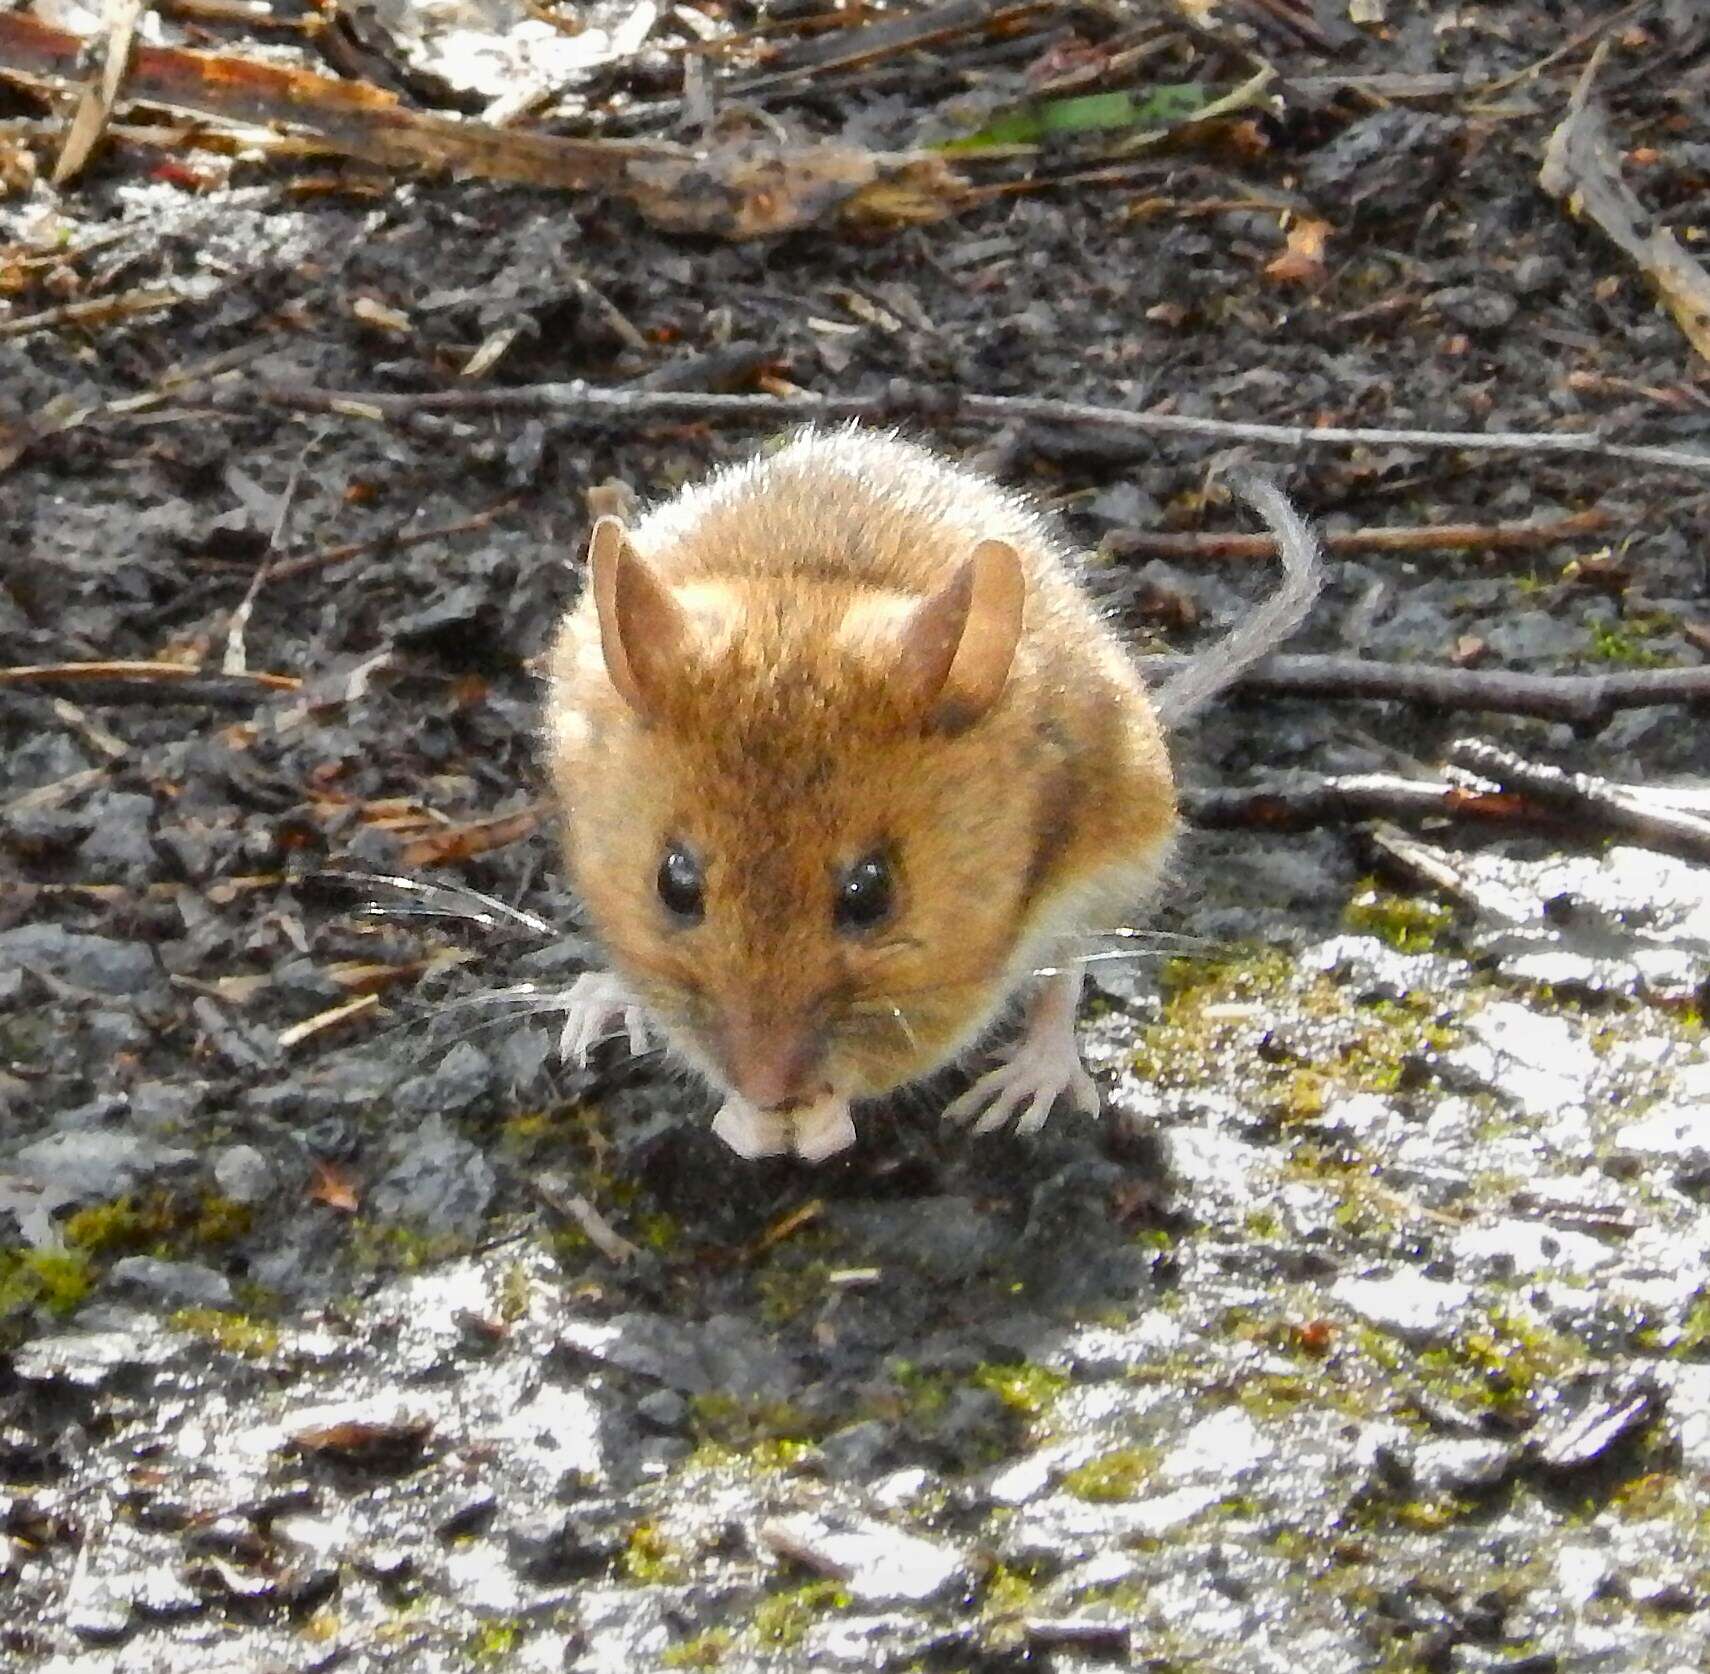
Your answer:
(720, 1012), (826, 1111)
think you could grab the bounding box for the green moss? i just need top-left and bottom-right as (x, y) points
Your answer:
(347, 1218), (466, 1274)
(168, 1306), (280, 1358)
(756, 1258), (832, 1325)
(0, 1247), (95, 1317)
(465, 1618), (523, 1663)
(971, 1362), (1068, 1420)
(497, 1262), (531, 1323)
(687, 1391), (819, 1451)
(1587, 615), (1675, 668)
(191, 1194), (253, 1246)
(751, 1581), (849, 1650)
(636, 1212), (680, 1253)
(63, 1193), (179, 1255)
(981, 1562), (1041, 1617)
(1410, 1307), (1587, 1421)
(1063, 1446), (1159, 1503)
(1129, 944), (1455, 1105)
(622, 1521), (687, 1584)
(662, 1629), (733, 1668)
(1344, 884), (1454, 954)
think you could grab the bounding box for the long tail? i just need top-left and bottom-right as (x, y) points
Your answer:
(1151, 473), (1323, 728)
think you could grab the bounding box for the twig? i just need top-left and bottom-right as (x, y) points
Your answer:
(1185, 758), (1710, 865)
(1445, 738), (1710, 863)
(277, 992), (380, 1049)
(0, 660), (300, 692)
(147, 382), (1710, 480)
(264, 496), (520, 583)
(1141, 652), (1710, 729)
(1540, 42), (1710, 363)
(1106, 508), (1610, 564)
(1180, 775), (1534, 833)
(0, 287), (187, 339)
(530, 1183), (641, 1266)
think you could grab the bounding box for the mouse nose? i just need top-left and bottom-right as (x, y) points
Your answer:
(722, 1015), (823, 1111)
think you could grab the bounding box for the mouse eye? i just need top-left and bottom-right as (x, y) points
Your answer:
(835, 852), (894, 933)
(657, 843), (705, 924)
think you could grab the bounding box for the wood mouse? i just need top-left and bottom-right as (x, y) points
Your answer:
(543, 427), (1319, 1161)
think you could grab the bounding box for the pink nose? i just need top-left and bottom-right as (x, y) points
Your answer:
(723, 1018), (820, 1110)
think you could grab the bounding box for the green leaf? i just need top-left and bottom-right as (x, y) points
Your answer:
(935, 82), (1211, 154)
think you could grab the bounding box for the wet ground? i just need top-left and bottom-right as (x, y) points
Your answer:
(4, 1), (1710, 1669)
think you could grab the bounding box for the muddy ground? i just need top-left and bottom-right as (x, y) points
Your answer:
(4, 2), (1710, 1670)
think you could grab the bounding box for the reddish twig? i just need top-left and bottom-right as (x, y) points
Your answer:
(1106, 509), (1611, 564)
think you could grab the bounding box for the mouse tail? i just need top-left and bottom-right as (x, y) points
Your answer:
(1150, 472), (1323, 729)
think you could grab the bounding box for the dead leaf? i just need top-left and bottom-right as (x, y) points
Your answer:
(1266, 216), (1331, 285)
(306, 1157), (361, 1214)
(288, 1414), (431, 1465)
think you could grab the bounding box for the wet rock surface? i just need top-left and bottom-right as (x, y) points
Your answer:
(5, 2), (1710, 1670)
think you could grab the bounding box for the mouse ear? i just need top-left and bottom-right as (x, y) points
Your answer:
(894, 538), (1025, 732)
(588, 516), (686, 722)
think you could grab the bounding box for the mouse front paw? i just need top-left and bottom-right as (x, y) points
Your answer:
(942, 1040), (1100, 1137)
(557, 971), (653, 1065)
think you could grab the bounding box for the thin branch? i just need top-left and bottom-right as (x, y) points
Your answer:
(1180, 775), (1537, 833)
(1445, 738), (1710, 863)
(141, 382), (1710, 480)
(0, 660), (300, 693)
(1142, 652), (1710, 729)
(1106, 508), (1611, 564)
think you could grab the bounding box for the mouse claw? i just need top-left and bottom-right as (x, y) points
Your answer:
(558, 971), (653, 1065)
(712, 1099), (794, 1159)
(943, 1042), (1100, 1138)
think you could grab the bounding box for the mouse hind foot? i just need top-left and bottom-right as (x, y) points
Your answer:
(942, 966), (1098, 1137)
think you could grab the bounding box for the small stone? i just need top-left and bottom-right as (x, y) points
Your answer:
(67, 1586), (134, 1645)
(0, 924), (158, 996)
(1161, 1408), (1275, 1483)
(369, 1117), (495, 1238)
(1533, 1376), (1658, 1473)
(1409, 1436), (1519, 1495)
(759, 1512), (968, 1606)
(1428, 285), (1516, 332)
(108, 1257), (233, 1309)
(634, 1390), (687, 1432)
(129, 1565), (205, 1622)
(1510, 254), (1563, 295)
(213, 1144), (275, 1205)
(817, 1421), (893, 1479)
(77, 793), (157, 870)
(1331, 1271), (1471, 1344)
(394, 1042), (496, 1117)
(14, 1130), (195, 1203)
(12, 1320), (176, 1388)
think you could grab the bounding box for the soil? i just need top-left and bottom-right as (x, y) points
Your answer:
(4, 2), (1710, 1671)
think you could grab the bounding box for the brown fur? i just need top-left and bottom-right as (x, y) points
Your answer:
(544, 427), (1176, 1105)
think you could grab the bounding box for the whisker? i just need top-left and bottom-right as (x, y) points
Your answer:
(422, 983), (578, 1016)
(1070, 927), (1225, 950)
(315, 869), (561, 938)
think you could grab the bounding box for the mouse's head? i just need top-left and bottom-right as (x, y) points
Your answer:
(548, 515), (1041, 1114)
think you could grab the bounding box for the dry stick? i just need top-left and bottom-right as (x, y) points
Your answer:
(175, 383), (1710, 480)
(1140, 653), (1710, 729)
(1446, 738), (1710, 863)
(1184, 767), (1710, 866)
(0, 660), (299, 692)
(1106, 508), (1611, 563)
(265, 496), (519, 583)
(1179, 776), (1540, 834)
